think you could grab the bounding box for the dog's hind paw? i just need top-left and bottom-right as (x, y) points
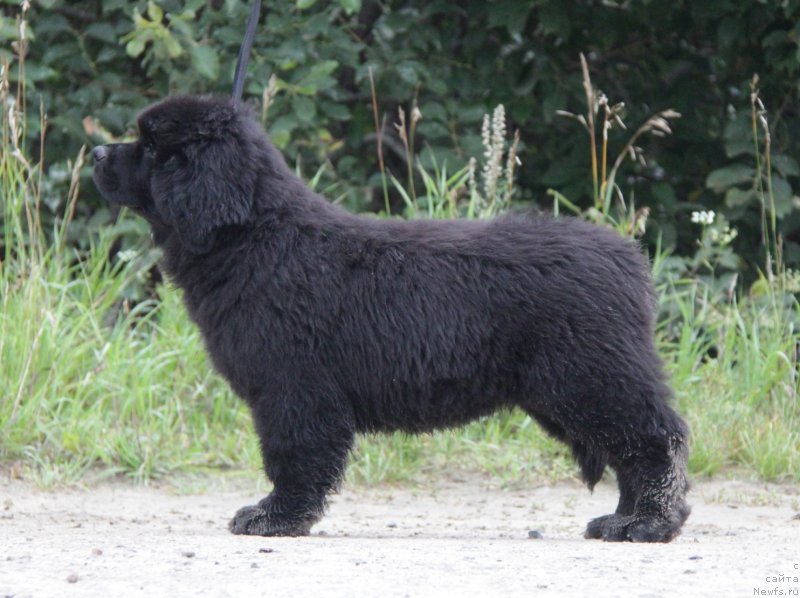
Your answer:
(584, 511), (687, 543)
(584, 514), (616, 540)
(228, 504), (313, 537)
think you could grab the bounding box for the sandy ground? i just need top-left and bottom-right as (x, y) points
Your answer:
(1, 474), (798, 598)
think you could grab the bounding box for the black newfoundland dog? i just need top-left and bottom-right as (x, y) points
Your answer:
(92, 95), (690, 542)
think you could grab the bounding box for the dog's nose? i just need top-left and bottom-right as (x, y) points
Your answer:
(92, 146), (108, 162)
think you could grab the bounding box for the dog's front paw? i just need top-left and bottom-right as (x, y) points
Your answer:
(228, 504), (313, 537)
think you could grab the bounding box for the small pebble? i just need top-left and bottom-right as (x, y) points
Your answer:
(92, 548), (103, 557)
(182, 551), (195, 558)
(528, 530), (543, 539)
(67, 574), (79, 584)
(258, 548), (274, 554)
(688, 555), (702, 560)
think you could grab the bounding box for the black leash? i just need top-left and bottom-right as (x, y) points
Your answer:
(231, 0), (262, 104)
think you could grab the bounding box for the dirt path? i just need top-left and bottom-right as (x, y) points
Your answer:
(1, 475), (798, 597)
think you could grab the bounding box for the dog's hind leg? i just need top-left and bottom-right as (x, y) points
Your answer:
(522, 362), (690, 542)
(582, 393), (691, 543)
(229, 392), (355, 537)
(578, 467), (639, 540)
(528, 408), (641, 521)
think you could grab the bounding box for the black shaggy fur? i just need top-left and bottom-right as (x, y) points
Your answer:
(92, 95), (690, 542)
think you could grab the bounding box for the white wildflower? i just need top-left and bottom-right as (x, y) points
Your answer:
(481, 104), (506, 203)
(690, 210), (715, 225)
(481, 113), (491, 158)
(467, 157), (477, 200)
(720, 225), (737, 246)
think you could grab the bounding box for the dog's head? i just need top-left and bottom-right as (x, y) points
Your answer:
(92, 96), (258, 254)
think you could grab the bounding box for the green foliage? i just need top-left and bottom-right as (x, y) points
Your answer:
(660, 279), (800, 481)
(7, 0), (799, 275)
(2, 1), (799, 486)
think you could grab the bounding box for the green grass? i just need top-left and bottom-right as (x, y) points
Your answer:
(2, 58), (798, 488)
(3, 146), (798, 489)
(663, 284), (799, 480)
(0, 205), (260, 484)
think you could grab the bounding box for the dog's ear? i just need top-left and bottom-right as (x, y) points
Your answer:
(151, 137), (255, 254)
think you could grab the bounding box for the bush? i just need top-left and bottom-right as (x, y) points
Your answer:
(4, 0), (800, 276)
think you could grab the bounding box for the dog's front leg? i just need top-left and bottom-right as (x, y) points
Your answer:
(229, 392), (354, 536)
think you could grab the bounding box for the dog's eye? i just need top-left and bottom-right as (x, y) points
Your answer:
(143, 140), (156, 154)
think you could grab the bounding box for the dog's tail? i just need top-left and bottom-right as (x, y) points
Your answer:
(525, 410), (608, 489)
(573, 443), (607, 490)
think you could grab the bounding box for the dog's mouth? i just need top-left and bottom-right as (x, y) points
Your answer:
(92, 167), (120, 197)
(92, 168), (154, 217)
